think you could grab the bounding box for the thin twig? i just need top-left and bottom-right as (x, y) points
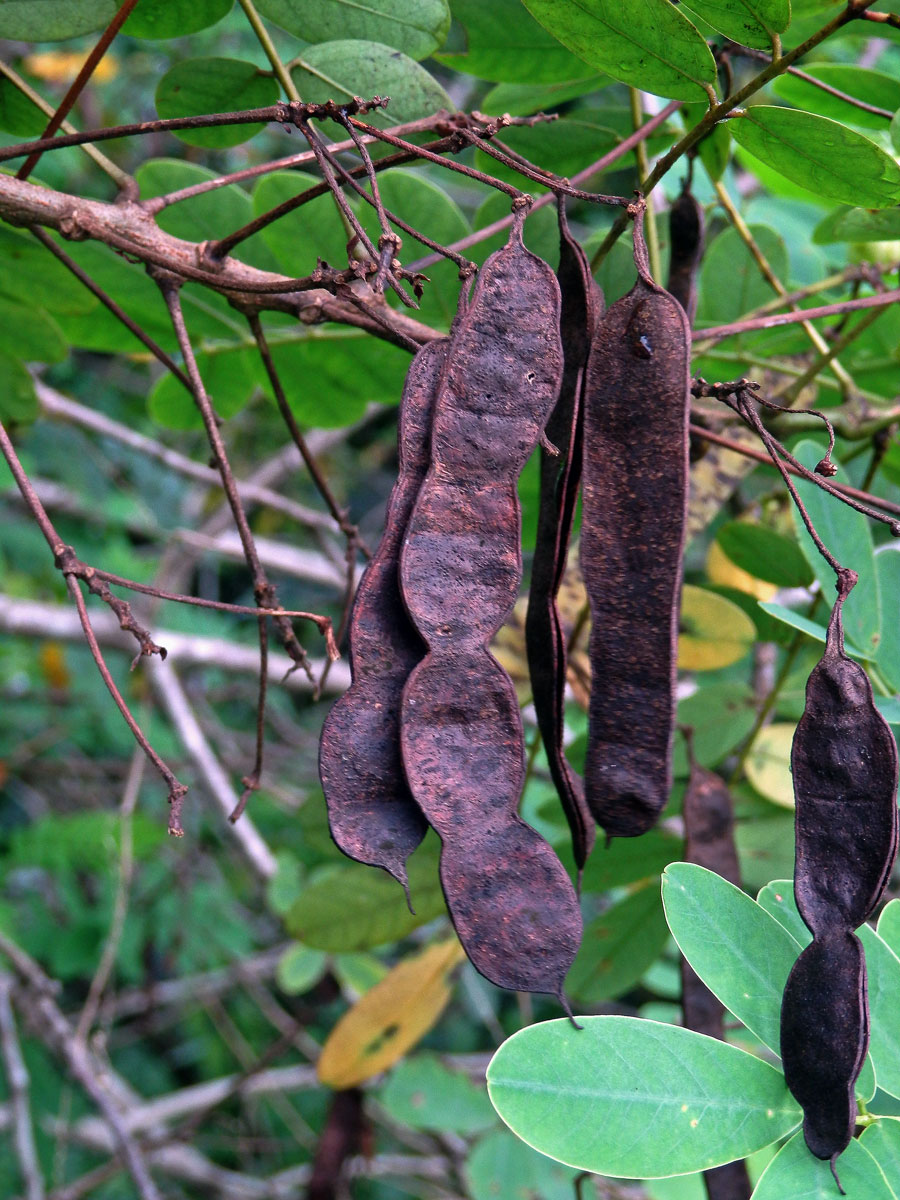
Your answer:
(693, 285), (900, 343)
(724, 41), (894, 118)
(0, 976), (45, 1200)
(237, 0), (301, 100)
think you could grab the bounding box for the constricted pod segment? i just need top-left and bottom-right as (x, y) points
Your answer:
(400, 221), (582, 997)
(581, 212), (691, 839)
(318, 338), (447, 896)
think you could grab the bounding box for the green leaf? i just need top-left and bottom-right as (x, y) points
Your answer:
(285, 837), (446, 950)
(680, 0), (789, 50)
(519, 0), (718, 101)
(877, 899), (900, 954)
(716, 521), (813, 588)
(481, 77), (608, 117)
(0, 0), (116, 38)
(465, 1129), (578, 1200)
(276, 943), (327, 994)
(379, 1054), (497, 1134)
(661, 862), (801, 1056)
(257, 0), (450, 60)
(291, 41), (451, 122)
(0, 297), (67, 364)
(756, 880), (810, 948)
(672, 683), (757, 775)
(814, 206), (900, 244)
(487, 1016), (800, 1177)
(773, 65), (900, 131)
(696, 225), (789, 330)
(860, 1120), (900, 1197)
(266, 852), (305, 916)
(148, 349), (257, 430)
(859, 924), (900, 1103)
(123, 0), (233, 38)
(791, 439), (880, 661)
(0, 76), (46, 136)
(155, 58), (279, 148)
(730, 107), (900, 209)
(758, 602), (838, 651)
(751, 1130), (895, 1200)
(875, 549), (900, 693)
(435, 0), (596, 83)
(735, 813), (797, 892)
(567, 883), (670, 1004)
(580, 830), (683, 894)
(252, 170), (352, 277)
(0, 353), (38, 423)
(0, 229), (97, 316)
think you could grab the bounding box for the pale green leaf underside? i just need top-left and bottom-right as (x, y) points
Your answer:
(731, 107), (900, 209)
(291, 40), (451, 122)
(487, 1016), (800, 1178)
(752, 1131), (895, 1199)
(520, 0), (718, 101)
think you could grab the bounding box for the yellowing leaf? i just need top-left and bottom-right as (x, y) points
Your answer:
(317, 940), (465, 1088)
(678, 584), (756, 671)
(745, 723), (796, 809)
(24, 51), (118, 84)
(706, 540), (777, 601)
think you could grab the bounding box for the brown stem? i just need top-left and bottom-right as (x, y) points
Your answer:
(694, 285), (900, 343)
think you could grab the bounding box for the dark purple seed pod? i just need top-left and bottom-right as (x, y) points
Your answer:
(525, 202), (601, 874)
(318, 339), (447, 896)
(581, 215), (691, 839)
(666, 186), (704, 324)
(780, 932), (868, 1162)
(400, 224), (582, 998)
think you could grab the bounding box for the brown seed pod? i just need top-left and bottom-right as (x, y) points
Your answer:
(400, 223), (582, 998)
(781, 573), (898, 1170)
(792, 579), (899, 939)
(580, 211), (691, 839)
(525, 202), (601, 874)
(666, 186), (705, 324)
(780, 931), (868, 1164)
(318, 339), (447, 895)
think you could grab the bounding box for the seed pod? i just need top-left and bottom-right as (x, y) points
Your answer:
(525, 203), (601, 874)
(666, 186), (704, 324)
(780, 932), (868, 1163)
(792, 582), (899, 939)
(318, 339), (447, 895)
(581, 213), (691, 839)
(781, 573), (898, 1168)
(400, 223), (582, 997)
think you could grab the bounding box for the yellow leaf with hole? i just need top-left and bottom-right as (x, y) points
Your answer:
(706, 540), (777, 601)
(317, 939), (464, 1088)
(745, 723), (796, 809)
(678, 584), (756, 671)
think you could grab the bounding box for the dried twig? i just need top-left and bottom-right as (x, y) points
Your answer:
(0, 975), (44, 1200)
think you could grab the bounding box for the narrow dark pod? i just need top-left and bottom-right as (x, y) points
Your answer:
(581, 210), (691, 838)
(780, 932), (868, 1163)
(318, 338), (447, 896)
(666, 186), (705, 324)
(525, 202), (601, 874)
(400, 220), (583, 998)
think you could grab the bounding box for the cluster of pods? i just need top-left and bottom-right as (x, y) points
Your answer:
(317, 195), (899, 1174)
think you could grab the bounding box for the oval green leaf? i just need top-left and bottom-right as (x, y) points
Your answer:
(123, 0), (233, 38)
(0, 353), (38, 423)
(774, 65), (900, 130)
(875, 548), (900, 694)
(858, 924), (900, 1103)
(0, 0), (116, 38)
(487, 1016), (800, 1177)
(465, 1129), (578, 1200)
(520, 0), (718, 101)
(860, 1119), (900, 1196)
(730, 107), (900, 208)
(257, 0), (450, 60)
(681, 0), (789, 51)
(379, 1054), (497, 1134)
(752, 1130), (894, 1200)
(662, 862), (801, 1056)
(717, 521), (813, 589)
(579, 829), (683, 894)
(814, 206), (900, 244)
(0, 297), (67, 363)
(291, 41), (451, 122)
(434, 0), (595, 83)
(252, 170), (353, 278)
(155, 58), (279, 148)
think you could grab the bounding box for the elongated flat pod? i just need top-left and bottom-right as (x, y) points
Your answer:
(318, 339), (447, 893)
(581, 235), (691, 839)
(792, 588), (899, 939)
(666, 188), (704, 324)
(525, 204), (601, 872)
(400, 226), (582, 997)
(780, 931), (868, 1161)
